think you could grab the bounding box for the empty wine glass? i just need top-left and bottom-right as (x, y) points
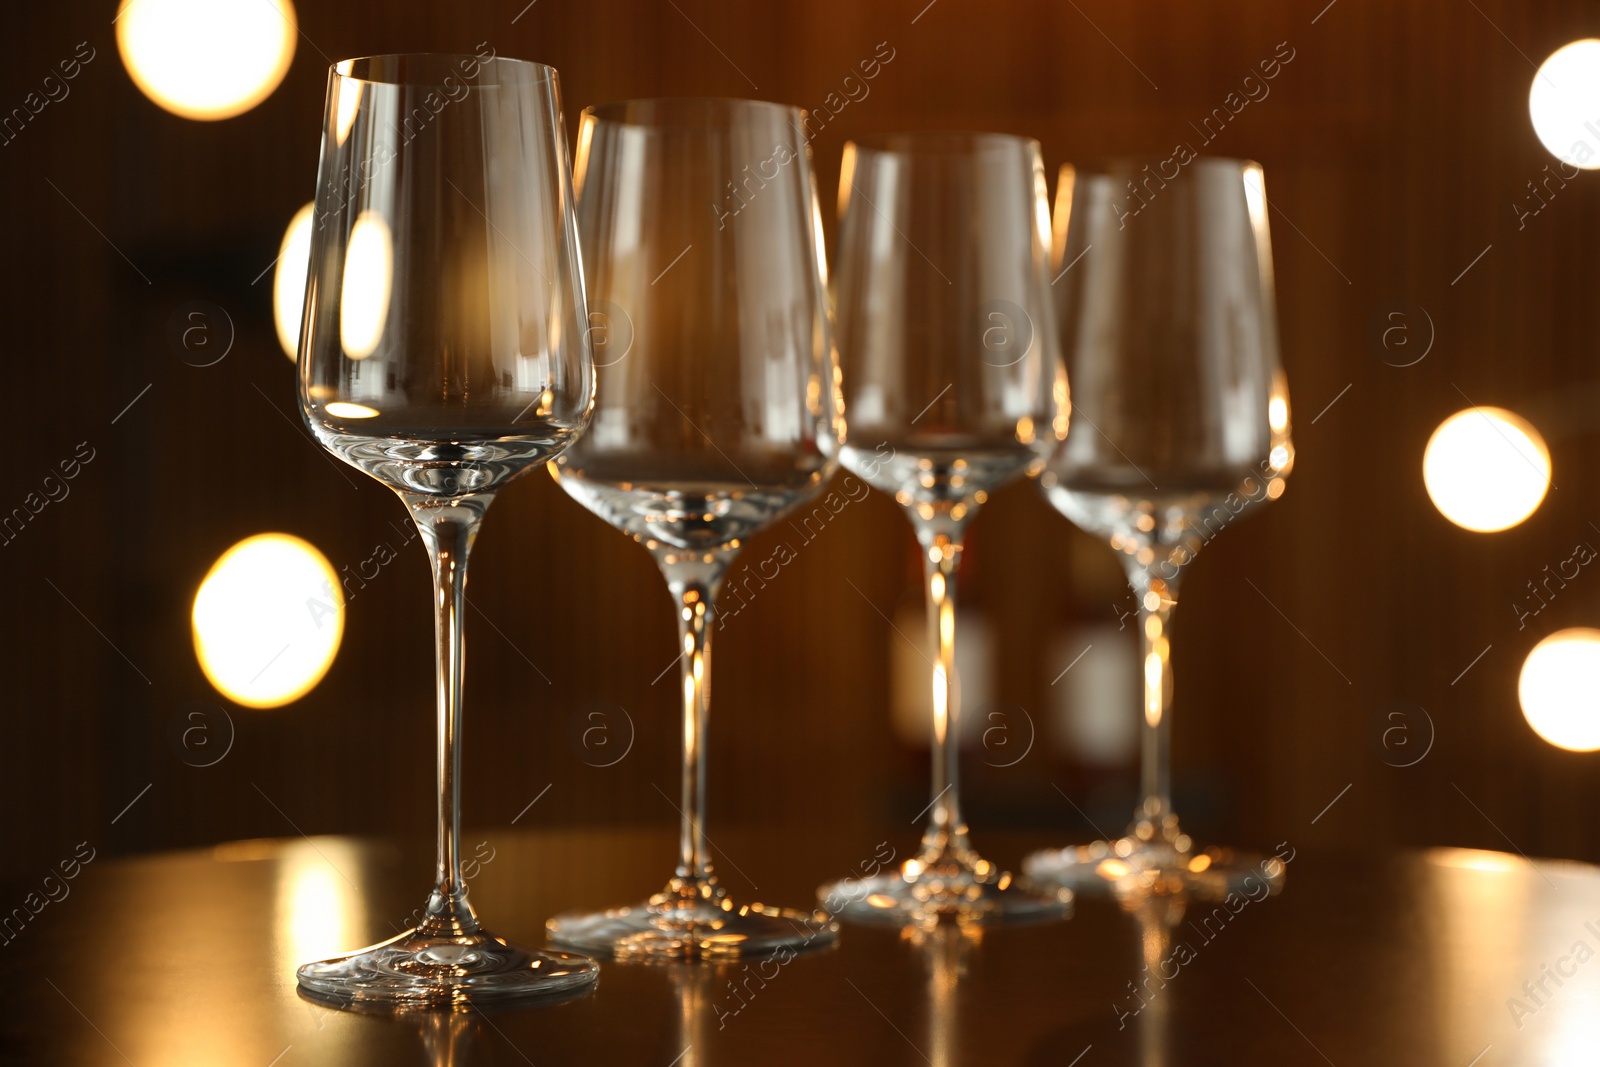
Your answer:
(545, 98), (842, 958)
(816, 133), (1073, 926)
(1023, 157), (1293, 897)
(294, 53), (598, 1007)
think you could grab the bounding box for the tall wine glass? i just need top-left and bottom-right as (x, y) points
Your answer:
(294, 53), (598, 1007)
(1023, 157), (1294, 897)
(817, 133), (1073, 925)
(545, 98), (842, 959)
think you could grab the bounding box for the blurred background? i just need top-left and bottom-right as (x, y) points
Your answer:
(5, 0), (1600, 882)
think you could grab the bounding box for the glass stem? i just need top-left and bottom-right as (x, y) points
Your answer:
(405, 492), (494, 938)
(1125, 560), (1179, 842)
(918, 530), (970, 864)
(659, 555), (729, 898)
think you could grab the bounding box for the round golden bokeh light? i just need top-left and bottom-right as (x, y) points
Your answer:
(1520, 629), (1600, 752)
(116, 0), (297, 121)
(1423, 407), (1550, 533)
(192, 533), (343, 709)
(1529, 39), (1600, 170)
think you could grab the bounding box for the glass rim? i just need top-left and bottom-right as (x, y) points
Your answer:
(1059, 154), (1263, 176)
(846, 130), (1042, 157)
(331, 52), (557, 88)
(581, 96), (807, 128)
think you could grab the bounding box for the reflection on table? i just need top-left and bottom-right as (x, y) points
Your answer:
(4, 829), (1599, 1065)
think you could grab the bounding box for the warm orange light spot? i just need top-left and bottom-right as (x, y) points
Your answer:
(117, 0), (296, 121)
(193, 533), (343, 708)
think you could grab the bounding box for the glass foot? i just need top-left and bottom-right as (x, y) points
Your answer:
(296, 926), (598, 1010)
(1023, 836), (1287, 899)
(547, 880), (839, 959)
(819, 850), (1073, 927)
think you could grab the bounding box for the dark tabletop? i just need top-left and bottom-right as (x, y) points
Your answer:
(1, 825), (1594, 1066)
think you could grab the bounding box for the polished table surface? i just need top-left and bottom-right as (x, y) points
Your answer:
(2, 826), (1596, 1066)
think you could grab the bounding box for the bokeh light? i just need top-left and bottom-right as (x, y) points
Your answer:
(1423, 407), (1550, 533)
(272, 202), (314, 361)
(1529, 39), (1600, 170)
(192, 533), (342, 709)
(1268, 395), (1288, 434)
(1242, 162), (1268, 228)
(324, 402), (379, 419)
(340, 211), (394, 360)
(1519, 629), (1600, 752)
(334, 79), (363, 145)
(116, 0), (297, 122)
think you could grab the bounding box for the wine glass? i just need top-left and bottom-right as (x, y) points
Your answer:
(816, 133), (1073, 925)
(1023, 157), (1294, 897)
(545, 98), (842, 959)
(294, 53), (598, 1007)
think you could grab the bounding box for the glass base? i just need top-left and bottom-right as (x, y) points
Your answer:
(296, 926), (598, 1011)
(1023, 836), (1287, 899)
(820, 851), (1073, 927)
(547, 886), (839, 960)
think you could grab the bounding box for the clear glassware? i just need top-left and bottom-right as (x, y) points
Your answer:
(294, 53), (598, 1007)
(817, 133), (1073, 926)
(1023, 157), (1294, 897)
(545, 98), (842, 959)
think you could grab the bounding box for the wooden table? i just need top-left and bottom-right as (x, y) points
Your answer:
(2, 826), (1594, 1065)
